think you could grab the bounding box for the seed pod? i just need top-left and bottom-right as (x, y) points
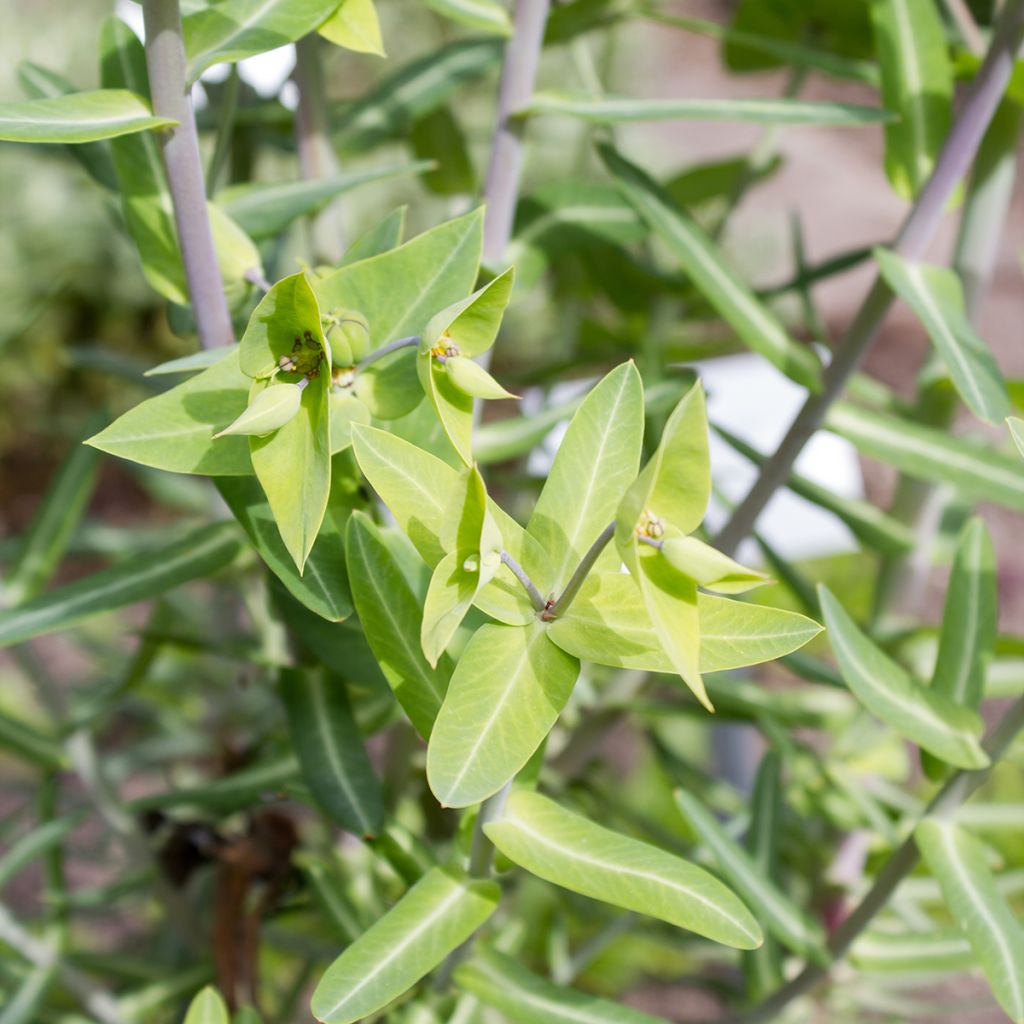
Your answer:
(213, 383), (302, 438)
(660, 535), (768, 594)
(325, 309), (371, 365)
(443, 355), (517, 400)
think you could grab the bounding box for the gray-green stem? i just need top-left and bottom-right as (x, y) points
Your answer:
(742, 694), (1024, 1023)
(545, 521), (616, 620)
(142, 0), (234, 350)
(354, 335), (419, 372)
(714, 0), (1024, 557)
(500, 549), (546, 612)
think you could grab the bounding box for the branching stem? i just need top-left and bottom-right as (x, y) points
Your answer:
(545, 521), (616, 620)
(354, 335), (419, 372)
(500, 549), (546, 611)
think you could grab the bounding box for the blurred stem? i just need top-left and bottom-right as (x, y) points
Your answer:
(205, 65), (239, 196)
(742, 694), (1024, 1023)
(142, 0), (234, 349)
(294, 34), (346, 261)
(714, 0), (1024, 557)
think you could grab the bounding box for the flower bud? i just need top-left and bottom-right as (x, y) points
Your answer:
(325, 309), (371, 365)
(213, 383), (302, 438)
(443, 355), (517, 400)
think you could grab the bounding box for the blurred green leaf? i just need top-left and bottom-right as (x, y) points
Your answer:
(183, 986), (229, 1024)
(320, 0), (386, 56)
(0, 89), (173, 143)
(850, 927), (974, 973)
(423, 0), (511, 35)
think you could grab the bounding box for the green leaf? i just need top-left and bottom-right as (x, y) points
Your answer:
(0, 963), (54, 1024)
(527, 362), (644, 591)
(217, 164), (428, 240)
(427, 623), (580, 807)
(874, 249), (1008, 423)
(341, 207), (406, 263)
(423, 0), (512, 35)
(0, 713), (64, 770)
(184, 987), (229, 1024)
(546, 572), (822, 673)
(871, 0), (953, 198)
(345, 512), (450, 738)
(411, 107), (477, 196)
(184, 0), (346, 80)
(485, 791), (762, 949)
(455, 946), (671, 1024)
(0, 818), (78, 890)
(0, 89), (173, 143)
(279, 668), (384, 836)
(850, 928), (974, 973)
(319, 0), (386, 56)
(444, 356), (517, 400)
(144, 349), (228, 377)
(239, 272), (326, 378)
(931, 517), (997, 710)
(528, 91), (892, 126)
(1010, 417), (1024, 458)
(915, 819), (1024, 1022)
(674, 789), (826, 961)
(827, 401), (1024, 512)
(0, 523), (242, 649)
(818, 585), (989, 769)
(214, 382), (303, 437)
(310, 865), (499, 1024)
(660, 536), (768, 594)
(600, 145), (822, 392)
(87, 348), (252, 476)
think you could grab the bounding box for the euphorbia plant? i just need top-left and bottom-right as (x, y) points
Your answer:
(1, 0), (1024, 1022)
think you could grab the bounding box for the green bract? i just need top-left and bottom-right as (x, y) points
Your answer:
(213, 382), (303, 438)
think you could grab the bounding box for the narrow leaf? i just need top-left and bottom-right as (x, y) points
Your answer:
(485, 791), (762, 949)
(0, 89), (173, 142)
(310, 865), (499, 1024)
(423, 0), (511, 35)
(850, 928), (974, 973)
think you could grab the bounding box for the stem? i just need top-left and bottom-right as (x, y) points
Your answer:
(942, 0), (985, 53)
(714, 0), (1024, 557)
(481, 0), (550, 266)
(142, 0), (234, 350)
(355, 335), (419, 372)
(500, 549), (546, 611)
(294, 34), (346, 261)
(545, 522), (615, 620)
(742, 694), (1024, 1024)
(205, 64), (239, 196)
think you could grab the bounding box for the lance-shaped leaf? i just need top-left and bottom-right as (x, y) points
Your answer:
(421, 467), (503, 666)
(88, 350), (251, 475)
(319, 0), (385, 56)
(145, 349), (228, 377)
(184, 0), (346, 80)
(0, 523), (241, 649)
(871, 0), (952, 198)
(485, 791), (761, 949)
(931, 517), (997, 710)
(423, 0), (511, 35)
(456, 946), (671, 1024)
(310, 865), (499, 1024)
(217, 164), (427, 241)
(417, 268), (515, 463)
(427, 623), (580, 807)
(818, 586), (988, 769)
(674, 789), (826, 962)
(915, 819), (1024, 1022)
(213, 382), (302, 437)
(279, 668), (384, 836)
(601, 145), (822, 392)
(184, 987), (229, 1024)
(444, 356), (517, 400)
(528, 362), (644, 591)
(827, 402), (1024, 512)
(345, 512), (450, 738)
(528, 92), (892, 126)
(340, 206), (405, 263)
(850, 928), (974, 973)
(660, 535), (768, 594)
(547, 573), (822, 673)
(874, 249), (1008, 424)
(0, 89), (173, 143)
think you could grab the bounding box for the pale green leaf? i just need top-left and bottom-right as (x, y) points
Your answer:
(310, 865), (500, 1024)
(214, 382), (302, 437)
(238, 272), (326, 379)
(420, 552), (480, 667)
(874, 249), (1008, 423)
(850, 928), (974, 973)
(915, 819), (1024, 1022)
(674, 789), (826, 961)
(0, 523), (242, 649)
(818, 586), (988, 769)
(827, 401), (1024, 512)
(455, 946), (671, 1024)
(485, 791), (762, 949)
(341, 206), (406, 263)
(184, 987), (229, 1024)
(527, 362), (644, 591)
(87, 348), (251, 476)
(444, 356), (517, 400)
(279, 668), (384, 836)
(184, 0), (345, 80)
(345, 512), (450, 738)
(530, 91), (892, 126)
(661, 535), (768, 594)
(871, 0), (953, 198)
(600, 145), (822, 392)
(1010, 417), (1024, 458)
(0, 89), (172, 143)
(423, 0), (511, 35)
(144, 349), (227, 377)
(319, 0), (386, 55)
(422, 266), (514, 356)
(427, 622), (580, 807)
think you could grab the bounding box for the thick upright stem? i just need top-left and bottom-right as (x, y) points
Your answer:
(481, 0), (550, 266)
(714, 0), (1024, 557)
(742, 694), (1024, 1023)
(142, 0), (234, 350)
